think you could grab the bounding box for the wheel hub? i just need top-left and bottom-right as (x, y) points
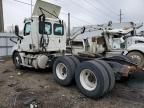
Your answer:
(16, 56), (20, 64)
(80, 69), (97, 91)
(130, 55), (141, 64)
(56, 63), (68, 80)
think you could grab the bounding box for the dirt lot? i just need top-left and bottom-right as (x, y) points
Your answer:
(0, 58), (144, 108)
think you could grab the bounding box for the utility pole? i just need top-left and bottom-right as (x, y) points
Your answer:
(119, 9), (123, 23)
(31, 0), (32, 17)
(68, 13), (70, 38)
(0, 0), (4, 32)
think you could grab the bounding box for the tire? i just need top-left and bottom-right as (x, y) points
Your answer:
(53, 56), (75, 86)
(127, 51), (144, 67)
(13, 52), (22, 69)
(94, 60), (115, 92)
(75, 60), (109, 99)
(69, 56), (80, 68)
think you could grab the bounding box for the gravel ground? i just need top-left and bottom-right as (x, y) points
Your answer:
(0, 58), (144, 108)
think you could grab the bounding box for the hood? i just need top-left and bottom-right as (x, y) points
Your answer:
(33, 0), (61, 18)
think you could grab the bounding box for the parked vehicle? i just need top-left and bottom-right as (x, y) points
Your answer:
(11, 0), (144, 99)
(69, 22), (144, 67)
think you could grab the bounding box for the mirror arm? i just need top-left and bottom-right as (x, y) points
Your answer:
(16, 34), (23, 40)
(19, 35), (23, 39)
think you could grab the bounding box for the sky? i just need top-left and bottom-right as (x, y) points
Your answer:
(2, 0), (144, 31)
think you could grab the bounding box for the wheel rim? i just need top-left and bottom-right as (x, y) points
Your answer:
(80, 69), (97, 91)
(56, 63), (68, 80)
(14, 54), (21, 66)
(129, 55), (142, 65)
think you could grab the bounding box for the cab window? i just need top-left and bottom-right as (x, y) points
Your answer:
(53, 24), (64, 36)
(24, 22), (31, 36)
(39, 22), (52, 35)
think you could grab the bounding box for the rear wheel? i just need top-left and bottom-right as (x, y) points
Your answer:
(75, 60), (109, 99)
(69, 56), (80, 68)
(127, 51), (144, 67)
(95, 60), (115, 92)
(53, 56), (75, 86)
(13, 52), (22, 69)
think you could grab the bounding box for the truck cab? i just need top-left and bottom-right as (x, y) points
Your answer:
(12, 16), (66, 69)
(13, 16), (66, 53)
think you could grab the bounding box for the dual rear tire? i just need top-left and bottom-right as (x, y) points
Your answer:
(53, 56), (76, 86)
(53, 56), (115, 99)
(75, 60), (115, 98)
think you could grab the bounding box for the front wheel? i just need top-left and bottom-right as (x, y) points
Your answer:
(13, 52), (22, 69)
(127, 51), (144, 67)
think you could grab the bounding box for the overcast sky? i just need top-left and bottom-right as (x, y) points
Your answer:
(3, 0), (144, 31)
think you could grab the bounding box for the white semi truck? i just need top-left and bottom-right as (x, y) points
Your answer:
(70, 22), (144, 67)
(11, 0), (144, 99)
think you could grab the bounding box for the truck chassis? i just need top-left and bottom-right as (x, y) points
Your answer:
(12, 51), (143, 99)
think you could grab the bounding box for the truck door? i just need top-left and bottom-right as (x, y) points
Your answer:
(52, 23), (66, 51)
(39, 22), (66, 51)
(43, 23), (66, 51)
(20, 22), (32, 51)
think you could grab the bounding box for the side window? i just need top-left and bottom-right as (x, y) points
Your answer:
(53, 24), (64, 36)
(24, 22), (31, 36)
(39, 22), (52, 35)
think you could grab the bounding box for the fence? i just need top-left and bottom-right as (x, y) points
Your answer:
(0, 33), (17, 56)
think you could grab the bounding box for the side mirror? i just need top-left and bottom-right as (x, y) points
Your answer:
(39, 22), (45, 34)
(15, 25), (19, 36)
(15, 25), (23, 39)
(39, 14), (45, 34)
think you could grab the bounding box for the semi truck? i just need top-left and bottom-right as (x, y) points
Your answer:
(11, 0), (144, 99)
(69, 22), (144, 67)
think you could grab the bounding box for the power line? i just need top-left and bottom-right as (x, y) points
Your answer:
(13, 0), (34, 6)
(83, 0), (117, 20)
(69, 0), (104, 22)
(54, 0), (111, 22)
(71, 15), (93, 24)
(11, 0), (110, 25)
(101, 0), (120, 14)
(95, 0), (118, 15)
(11, 0), (118, 21)
(53, 0), (102, 24)
(61, 12), (93, 24)
(12, 0), (94, 25)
